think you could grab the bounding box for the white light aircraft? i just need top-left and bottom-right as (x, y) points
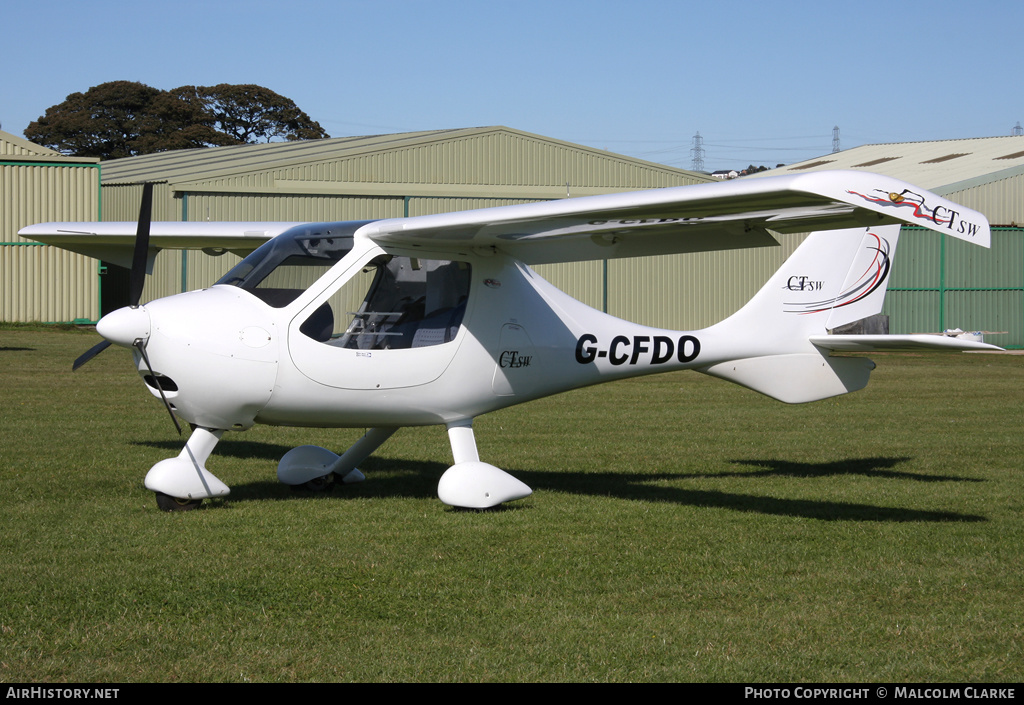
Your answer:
(21, 171), (1000, 511)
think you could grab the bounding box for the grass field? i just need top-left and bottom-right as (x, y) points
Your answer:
(1, 326), (1022, 682)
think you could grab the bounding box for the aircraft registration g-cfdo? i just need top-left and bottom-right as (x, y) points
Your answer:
(21, 170), (999, 511)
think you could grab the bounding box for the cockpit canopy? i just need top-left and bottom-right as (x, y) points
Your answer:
(215, 221), (369, 307)
(215, 220), (471, 349)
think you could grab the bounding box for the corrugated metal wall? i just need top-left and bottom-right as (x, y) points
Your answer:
(884, 227), (1024, 348)
(247, 131), (699, 191)
(602, 234), (807, 330)
(532, 261), (605, 312)
(2, 163), (101, 225)
(406, 196), (537, 216)
(2, 162), (101, 322)
(943, 172), (1024, 227)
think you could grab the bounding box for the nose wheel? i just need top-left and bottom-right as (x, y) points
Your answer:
(145, 427), (229, 511)
(154, 492), (203, 512)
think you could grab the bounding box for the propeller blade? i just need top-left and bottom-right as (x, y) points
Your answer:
(72, 339), (111, 371)
(128, 182), (153, 307)
(76, 183), (153, 371)
(134, 340), (182, 436)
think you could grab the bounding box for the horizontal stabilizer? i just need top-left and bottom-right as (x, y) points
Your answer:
(810, 334), (1003, 352)
(698, 353), (876, 404)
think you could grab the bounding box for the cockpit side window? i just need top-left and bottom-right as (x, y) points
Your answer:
(301, 255), (471, 349)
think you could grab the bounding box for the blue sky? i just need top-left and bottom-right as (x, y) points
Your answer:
(3, 0), (1021, 172)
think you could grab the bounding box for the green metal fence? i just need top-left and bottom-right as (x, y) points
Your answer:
(885, 227), (1024, 348)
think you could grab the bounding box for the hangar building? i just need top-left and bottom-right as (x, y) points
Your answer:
(1, 131), (100, 322)
(8, 126), (712, 324)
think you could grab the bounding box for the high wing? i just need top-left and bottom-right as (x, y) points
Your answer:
(18, 221), (303, 270)
(20, 171), (990, 268)
(358, 170), (990, 264)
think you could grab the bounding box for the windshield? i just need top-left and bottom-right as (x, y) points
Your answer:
(215, 221), (370, 307)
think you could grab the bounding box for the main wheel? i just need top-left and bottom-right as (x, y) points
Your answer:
(155, 492), (203, 512)
(290, 474), (334, 492)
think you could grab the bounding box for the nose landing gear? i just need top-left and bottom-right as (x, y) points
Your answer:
(145, 427), (229, 511)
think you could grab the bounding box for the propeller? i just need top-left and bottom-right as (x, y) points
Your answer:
(71, 337), (111, 371)
(73, 182), (154, 371)
(128, 181), (153, 307)
(72, 183), (182, 435)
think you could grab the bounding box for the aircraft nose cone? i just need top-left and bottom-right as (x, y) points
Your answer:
(96, 305), (151, 348)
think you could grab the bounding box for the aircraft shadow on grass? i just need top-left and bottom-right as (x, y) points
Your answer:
(137, 440), (986, 523)
(723, 457), (984, 483)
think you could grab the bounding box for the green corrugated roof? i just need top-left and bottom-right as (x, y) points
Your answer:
(100, 126), (708, 187)
(745, 135), (1024, 190)
(0, 130), (98, 163)
(100, 129), (460, 184)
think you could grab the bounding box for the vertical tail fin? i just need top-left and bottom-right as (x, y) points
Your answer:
(698, 225), (901, 403)
(717, 224), (901, 343)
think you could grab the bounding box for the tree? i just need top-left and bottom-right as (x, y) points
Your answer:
(189, 84), (329, 143)
(25, 81), (330, 159)
(26, 81), (168, 159)
(131, 86), (238, 154)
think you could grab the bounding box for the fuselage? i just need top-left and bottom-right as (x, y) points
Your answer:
(108, 222), (802, 433)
